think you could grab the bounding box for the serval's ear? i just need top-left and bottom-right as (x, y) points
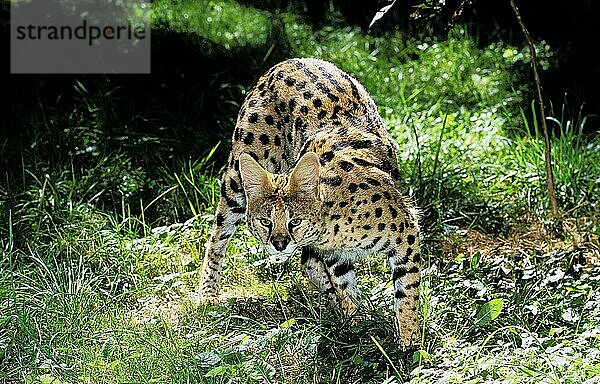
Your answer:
(238, 153), (270, 200)
(289, 152), (320, 199)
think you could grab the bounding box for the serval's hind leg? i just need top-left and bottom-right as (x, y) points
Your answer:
(386, 227), (421, 347)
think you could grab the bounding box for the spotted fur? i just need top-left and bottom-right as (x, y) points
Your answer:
(200, 58), (421, 346)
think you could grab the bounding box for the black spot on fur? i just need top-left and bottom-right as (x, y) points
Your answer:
(350, 140), (372, 149)
(325, 258), (337, 268)
(339, 161), (354, 172)
(406, 281), (420, 290)
(352, 157), (375, 167)
(265, 115), (274, 125)
(378, 223), (386, 231)
(368, 236), (381, 248)
(230, 178), (241, 193)
(331, 105), (342, 118)
(300, 105), (309, 115)
(388, 205), (398, 218)
(393, 266), (407, 281)
(348, 183), (358, 193)
(316, 82), (331, 94)
(303, 68), (318, 81)
(243, 132), (254, 145)
(300, 247), (310, 264)
(320, 151), (334, 164)
(284, 76), (296, 86)
(248, 113), (259, 123)
(295, 81), (306, 90)
(327, 93), (340, 102)
(380, 239), (391, 250)
(216, 214), (224, 226)
(340, 71), (361, 99)
(259, 134), (270, 145)
(274, 135), (281, 146)
(407, 234), (416, 245)
(334, 262), (353, 277)
(313, 98), (322, 108)
(371, 194), (382, 202)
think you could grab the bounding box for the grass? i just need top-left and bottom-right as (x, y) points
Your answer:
(1, 1), (599, 383)
(151, 0), (272, 50)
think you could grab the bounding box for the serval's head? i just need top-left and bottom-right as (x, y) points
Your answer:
(238, 152), (323, 262)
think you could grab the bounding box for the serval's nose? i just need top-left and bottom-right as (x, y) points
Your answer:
(271, 236), (290, 251)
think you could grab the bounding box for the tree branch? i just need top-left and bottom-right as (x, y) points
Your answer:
(510, 0), (559, 218)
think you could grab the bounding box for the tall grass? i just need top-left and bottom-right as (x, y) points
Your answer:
(508, 102), (600, 216)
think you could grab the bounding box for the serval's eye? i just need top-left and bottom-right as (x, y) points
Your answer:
(289, 218), (302, 227)
(259, 218), (272, 227)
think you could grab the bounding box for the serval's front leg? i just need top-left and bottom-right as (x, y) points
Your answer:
(200, 167), (246, 304)
(323, 255), (359, 317)
(387, 224), (421, 347)
(301, 247), (338, 304)
(301, 247), (359, 318)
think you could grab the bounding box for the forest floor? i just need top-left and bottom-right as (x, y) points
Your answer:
(1, 1), (599, 383)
